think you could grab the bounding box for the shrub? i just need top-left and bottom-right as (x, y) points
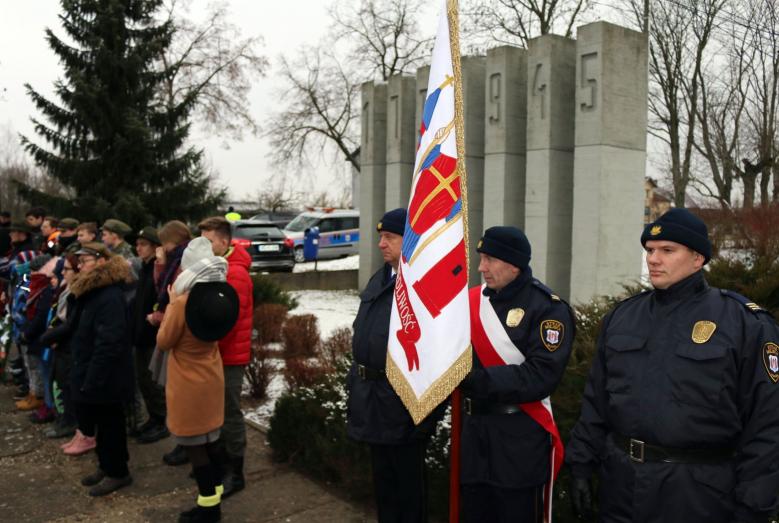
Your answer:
(320, 327), (352, 370)
(251, 273), (298, 309)
(283, 357), (328, 388)
(282, 314), (320, 358)
(254, 303), (288, 345)
(244, 346), (273, 400)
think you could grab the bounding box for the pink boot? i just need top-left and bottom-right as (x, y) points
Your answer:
(64, 432), (96, 456)
(61, 430), (83, 450)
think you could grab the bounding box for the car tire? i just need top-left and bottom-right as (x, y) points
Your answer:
(294, 246), (305, 263)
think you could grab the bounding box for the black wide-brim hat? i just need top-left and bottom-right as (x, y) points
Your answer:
(185, 281), (240, 342)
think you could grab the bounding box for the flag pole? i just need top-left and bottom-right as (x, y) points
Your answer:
(446, 1), (467, 522)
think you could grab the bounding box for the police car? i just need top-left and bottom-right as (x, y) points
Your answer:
(283, 208), (360, 263)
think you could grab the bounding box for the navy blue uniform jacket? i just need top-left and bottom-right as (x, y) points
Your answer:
(347, 264), (442, 445)
(459, 268), (575, 488)
(565, 271), (779, 522)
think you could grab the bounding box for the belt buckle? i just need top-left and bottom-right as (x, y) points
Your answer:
(629, 438), (645, 463)
(357, 364), (366, 380)
(464, 397), (472, 415)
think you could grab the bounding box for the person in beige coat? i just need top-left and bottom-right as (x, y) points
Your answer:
(157, 237), (237, 523)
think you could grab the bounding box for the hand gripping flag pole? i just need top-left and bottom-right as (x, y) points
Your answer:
(384, 0), (470, 521)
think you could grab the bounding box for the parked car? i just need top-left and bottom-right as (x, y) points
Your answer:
(231, 220), (295, 272)
(248, 210), (298, 229)
(283, 208), (360, 263)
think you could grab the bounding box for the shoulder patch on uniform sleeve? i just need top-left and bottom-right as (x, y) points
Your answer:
(532, 280), (561, 301)
(763, 342), (779, 383)
(720, 289), (767, 315)
(540, 319), (564, 352)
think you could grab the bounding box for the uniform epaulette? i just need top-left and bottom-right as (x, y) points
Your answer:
(611, 289), (652, 311)
(532, 280), (562, 302)
(720, 289), (766, 314)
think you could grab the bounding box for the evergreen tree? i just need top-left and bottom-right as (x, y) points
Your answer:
(20, 0), (224, 228)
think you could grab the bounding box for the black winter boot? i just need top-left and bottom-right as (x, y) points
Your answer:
(221, 456), (244, 499)
(178, 504), (220, 523)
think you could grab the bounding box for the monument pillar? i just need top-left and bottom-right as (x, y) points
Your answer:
(525, 35), (576, 299)
(385, 75), (417, 209)
(483, 46), (528, 229)
(461, 56), (486, 284)
(570, 22), (648, 303)
(358, 82), (388, 289)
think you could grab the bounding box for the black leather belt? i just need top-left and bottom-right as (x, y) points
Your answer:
(356, 364), (384, 380)
(612, 434), (735, 464)
(463, 397), (521, 416)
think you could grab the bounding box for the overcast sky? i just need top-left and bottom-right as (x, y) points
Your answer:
(0, 1), (437, 201)
(1, 1), (638, 204)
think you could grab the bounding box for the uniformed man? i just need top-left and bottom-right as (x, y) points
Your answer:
(459, 226), (574, 523)
(101, 219), (134, 259)
(566, 208), (779, 522)
(347, 208), (442, 523)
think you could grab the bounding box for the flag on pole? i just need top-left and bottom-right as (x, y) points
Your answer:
(386, 0), (471, 424)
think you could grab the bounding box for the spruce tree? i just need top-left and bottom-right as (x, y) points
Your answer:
(20, 0), (223, 228)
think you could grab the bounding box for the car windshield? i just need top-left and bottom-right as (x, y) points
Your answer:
(233, 225), (283, 239)
(285, 215), (319, 232)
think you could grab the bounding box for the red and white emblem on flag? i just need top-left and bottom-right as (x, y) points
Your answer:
(386, 0), (471, 424)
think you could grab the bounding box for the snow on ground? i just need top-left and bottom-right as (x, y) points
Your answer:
(293, 254), (359, 273)
(287, 289), (360, 338)
(244, 289), (361, 429)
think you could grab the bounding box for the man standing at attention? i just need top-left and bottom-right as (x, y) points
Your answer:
(459, 226), (574, 522)
(566, 208), (779, 522)
(347, 208), (443, 523)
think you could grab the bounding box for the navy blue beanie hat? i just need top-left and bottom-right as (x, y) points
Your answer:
(377, 208), (407, 236)
(477, 226), (531, 269)
(641, 208), (711, 264)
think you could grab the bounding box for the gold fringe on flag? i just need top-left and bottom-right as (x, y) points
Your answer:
(387, 346), (473, 424)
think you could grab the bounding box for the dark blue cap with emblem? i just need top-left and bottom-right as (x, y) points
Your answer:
(377, 208), (407, 236)
(641, 208), (712, 264)
(477, 226), (531, 269)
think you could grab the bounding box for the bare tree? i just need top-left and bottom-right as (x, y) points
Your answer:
(463, 0), (592, 48)
(625, 0), (726, 208)
(264, 49), (360, 173)
(331, 0), (431, 81)
(266, 0), (431, 173)
(157, 0), (269, 140)
(739, 0), (778, 206)
(691, 3), (753, 208)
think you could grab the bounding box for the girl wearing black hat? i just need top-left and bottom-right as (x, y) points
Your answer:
(157, 237), (238, 523)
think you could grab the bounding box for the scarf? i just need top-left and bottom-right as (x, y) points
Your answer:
(173, 254), (228, 295)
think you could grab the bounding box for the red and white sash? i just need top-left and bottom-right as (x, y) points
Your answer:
(468, 285), (563, 523)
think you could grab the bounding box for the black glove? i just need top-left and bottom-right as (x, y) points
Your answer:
(460, 368), (488, 398)
(570, 476), (594, 520)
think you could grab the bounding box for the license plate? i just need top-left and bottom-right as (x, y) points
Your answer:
(257, 244), (280, 252)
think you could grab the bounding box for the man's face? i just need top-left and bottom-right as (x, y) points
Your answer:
(77, 229), (95, 243)
(135, 239), (156, 260)
(478, 253), (520, 291)
(645, 240), (704, 290)
(60, 228), (77, 238)
(378, 231), (403, 268)
(0, 215), (10, 225)
(26, 215), (43, 228)
(200, 229), (230, 256)
(101, 229), (120, 247)
(41, 220), (54, 237)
